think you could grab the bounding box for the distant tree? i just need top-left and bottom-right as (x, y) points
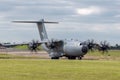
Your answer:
(116, 44), (119, 48)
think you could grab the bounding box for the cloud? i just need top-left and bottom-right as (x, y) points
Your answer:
(0, 0), (120, 45)
(76, 6), (103, 15)
(114, 14), (120, 18)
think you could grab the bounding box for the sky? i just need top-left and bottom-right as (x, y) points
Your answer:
(0, 0), (120, 45)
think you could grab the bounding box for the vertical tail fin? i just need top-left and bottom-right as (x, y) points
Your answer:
(37, 19), (48, 41)
(13, 19), (58, 41)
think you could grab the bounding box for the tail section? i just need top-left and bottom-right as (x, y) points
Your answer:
(37, 19), (48, 41)
(13, 19), (58, 41)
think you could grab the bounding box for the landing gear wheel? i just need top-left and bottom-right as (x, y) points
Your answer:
(78, 56), (82, 60)
(68, 56), (76, 60)
(51, 57), (59, 59)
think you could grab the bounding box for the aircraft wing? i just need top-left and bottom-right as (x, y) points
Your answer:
(0, 41), (48, 48)
(1, 43), (28, 48)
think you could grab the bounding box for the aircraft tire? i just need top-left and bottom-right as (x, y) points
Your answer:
(78, 56), (82, 60)
(51, 57), (59, 59)
(68, 56), (76, 60)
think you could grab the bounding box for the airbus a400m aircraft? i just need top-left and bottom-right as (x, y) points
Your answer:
(13, 19), (89, 60)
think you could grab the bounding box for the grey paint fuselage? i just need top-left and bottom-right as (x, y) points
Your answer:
(63, 41), (85, 56)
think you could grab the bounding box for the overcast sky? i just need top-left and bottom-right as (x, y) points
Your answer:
(0, 0), (120, 45)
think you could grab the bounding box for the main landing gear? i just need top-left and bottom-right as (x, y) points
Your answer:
(68, 56), (83, 60)
(51, 57), (59, 59)
(51, 56), (83, 60)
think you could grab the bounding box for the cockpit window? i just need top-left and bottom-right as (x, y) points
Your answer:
(80, 43), (82, 45)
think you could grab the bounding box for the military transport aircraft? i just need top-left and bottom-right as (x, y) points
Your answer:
(13, 19), (91, 60)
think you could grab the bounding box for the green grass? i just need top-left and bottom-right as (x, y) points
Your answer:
(15, 45), (43, 51)
(0, 54), (41, 59)
(0, 50), (120, 80)
(0, 60), (119, 80)
(15, 45), (28, 50)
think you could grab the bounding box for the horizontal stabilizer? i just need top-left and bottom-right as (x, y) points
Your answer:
(13, 21), (58, 24)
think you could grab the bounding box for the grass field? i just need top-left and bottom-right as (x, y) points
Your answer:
(15, 45), (43, 50)
(0, 50), (120, 80)
(0, 60), (120, 80)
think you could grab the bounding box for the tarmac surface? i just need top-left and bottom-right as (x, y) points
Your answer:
(0, 48), (50, 59)
(0, 48), (110, 60)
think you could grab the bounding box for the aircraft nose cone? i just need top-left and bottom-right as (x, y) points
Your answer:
(82, 46), (88, 53)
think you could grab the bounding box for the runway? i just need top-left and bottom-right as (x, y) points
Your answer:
(0, 48), (50, 59)
(0, 48), (111, 60)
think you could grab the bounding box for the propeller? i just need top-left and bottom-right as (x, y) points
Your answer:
(99, 40), (110, 53)
(86, 39), (96, 51)
(47, 39), (63, 50)
(28, 40), (40, 52)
